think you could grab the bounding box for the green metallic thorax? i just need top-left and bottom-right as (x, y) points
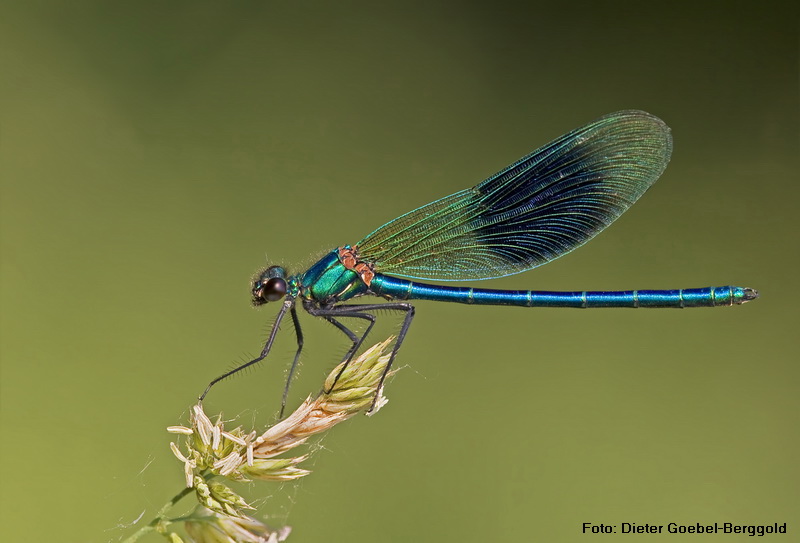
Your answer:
(296, 249), (369, 305)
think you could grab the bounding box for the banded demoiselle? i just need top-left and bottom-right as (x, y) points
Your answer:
(202, 110), (758, 414)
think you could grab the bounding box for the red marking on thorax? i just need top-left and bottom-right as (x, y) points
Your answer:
(338, 246), (375, 286)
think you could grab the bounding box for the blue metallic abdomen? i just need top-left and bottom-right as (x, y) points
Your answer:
(369, 273), (757, 308)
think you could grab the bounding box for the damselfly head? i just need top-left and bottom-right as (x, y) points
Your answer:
(252, 266), (287, 306)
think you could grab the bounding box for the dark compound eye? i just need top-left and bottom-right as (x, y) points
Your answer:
(263, 277), (287, 301)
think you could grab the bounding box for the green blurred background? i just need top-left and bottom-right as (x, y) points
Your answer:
(1, 2), (797, 541)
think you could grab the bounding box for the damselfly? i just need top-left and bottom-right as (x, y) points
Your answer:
(202, 111), (757, 413)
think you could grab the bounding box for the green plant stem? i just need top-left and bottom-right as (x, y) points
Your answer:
(122, 473), (214, 543)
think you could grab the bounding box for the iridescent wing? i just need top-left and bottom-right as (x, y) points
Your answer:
(356, 110), (672, 281)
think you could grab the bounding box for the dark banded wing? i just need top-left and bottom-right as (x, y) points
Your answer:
(356, 110), (672, 281)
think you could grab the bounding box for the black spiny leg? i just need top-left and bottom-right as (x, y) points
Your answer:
(310, 303), (415, 412)
(323, 316), (371, 378)
(306, 307), (376, 392)
(200, 297), (295, 402)
(279, 305), (304, 418)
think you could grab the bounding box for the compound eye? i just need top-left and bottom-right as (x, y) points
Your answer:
(263, 277), (287, 302)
